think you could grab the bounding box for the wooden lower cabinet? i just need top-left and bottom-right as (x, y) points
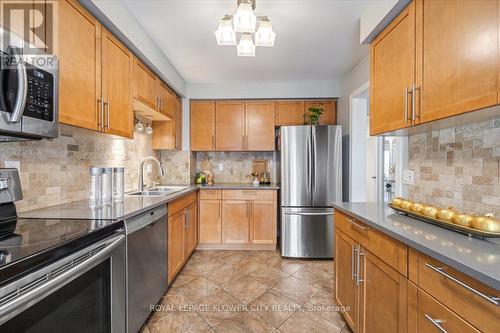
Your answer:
(335, 210), (499, 333)
(167, 192), (198, 284)
(198, 189), (277, 249)
(168, 210), (185, 283)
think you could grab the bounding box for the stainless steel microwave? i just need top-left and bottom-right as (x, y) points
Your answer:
(0, 27), (58, 141)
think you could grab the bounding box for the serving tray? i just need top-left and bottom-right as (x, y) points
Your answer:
(387, 203), (500, 239)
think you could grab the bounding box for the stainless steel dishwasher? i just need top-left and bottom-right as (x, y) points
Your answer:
(126, 206), (168, 333)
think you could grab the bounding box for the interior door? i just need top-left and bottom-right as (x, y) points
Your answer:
(190, 101), (215, 151)
(57, 0), (101, 131)
(311, 126), (342, 206)
(215, 101), (245, 151)
(245, 101), (275, 151)
(370, 1), (415, 135)
(334, 229), (357, 331)
(280, 126), (312, 207)
(101, 29), (133, 138)
(222, 200), (249, 244)
(417, 0), (499, 123)
(358, 247), (408, 333)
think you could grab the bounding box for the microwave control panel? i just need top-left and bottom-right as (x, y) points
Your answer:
(24, 67), (54, 122)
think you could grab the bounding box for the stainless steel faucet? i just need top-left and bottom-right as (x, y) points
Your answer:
(138, 156), (165, 191)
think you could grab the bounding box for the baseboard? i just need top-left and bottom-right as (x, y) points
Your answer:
(196, 243), (277, 251)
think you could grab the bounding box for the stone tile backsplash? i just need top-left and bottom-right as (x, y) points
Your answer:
(159, 150), (194, 185)
(0, 124), (161, 212)
(408, 118), (500, 216)
(195, 151), (276, 183)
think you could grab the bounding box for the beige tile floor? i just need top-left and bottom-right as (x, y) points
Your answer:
(140, 250), (351, 333)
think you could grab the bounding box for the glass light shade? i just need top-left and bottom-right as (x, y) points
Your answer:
(135, 121), (144, 132)
(215, 16), (236, 45)
(233, 3), (256, 33)
(145, 123), (153, 134)
(237, 33), (255, 57)
(255, 19), (275, 47)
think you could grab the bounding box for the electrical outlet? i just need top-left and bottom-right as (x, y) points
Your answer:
(218, 163), (224, 171)
(403, 169), (415, 185)
(4, 160), (20, 171)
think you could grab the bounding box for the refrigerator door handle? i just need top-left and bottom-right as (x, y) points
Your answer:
(284, 211), (334, 216)
(307, 127), (312, 198)
(311, 126), (316, 202)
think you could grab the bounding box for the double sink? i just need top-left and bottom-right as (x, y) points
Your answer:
(127, 185), (188, 197)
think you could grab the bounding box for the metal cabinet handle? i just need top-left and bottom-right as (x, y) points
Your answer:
(351, 245), (357, 280)
(424, 263), (499, 306)
(346, 218), (367, 232)
(97, 99), (102, 130)
(412, 84), (420, 123)
(404, 87), (409, 124)
(101, 97), (106, 131)
(106, 98), (110, 130)
(424, 314), (448, 333)
(356, 248), (364, 286)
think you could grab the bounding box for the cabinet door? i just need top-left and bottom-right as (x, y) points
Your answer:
(57, 0), (101, 131)
(358, 248), (407, 333)
(216, 101), (245, 151)
(370, 2), (415, 135)
(334, 229), (358, 331)
(157, 81), (174, 119)
(168, 211), (185, 283)
(417, 0), (499, 123)
(184, 203), (198, 257)
(245, 101), (275, 151)
(222, 200), (249, 244)
(174, 96), (183, 150)
(250, 201), (276, 244)
(101, 29), (133, 138)
(305, 100), (337, 125)
(199, 200), (222, 244)
(133, 58), (157, 110)
(190, 101), (216, 151)
(275, 101), (305, 125)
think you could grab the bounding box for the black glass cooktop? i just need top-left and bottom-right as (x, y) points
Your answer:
(0, 217), (124, 286)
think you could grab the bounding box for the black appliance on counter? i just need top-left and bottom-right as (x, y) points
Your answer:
(0, 168), (126, 332)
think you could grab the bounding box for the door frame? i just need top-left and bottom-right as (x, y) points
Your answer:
(349, 81), (384, 202)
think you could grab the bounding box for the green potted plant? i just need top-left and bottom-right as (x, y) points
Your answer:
(304, 103), (324, 125)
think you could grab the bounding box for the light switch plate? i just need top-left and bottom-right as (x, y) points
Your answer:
(4, 160), (20, 171)
(218, 163), (224, 171)
(403, 169), (415, 185)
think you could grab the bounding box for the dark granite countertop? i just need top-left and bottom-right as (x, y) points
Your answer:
(198, 182), (280, 190)
(332, 202), (500, 290)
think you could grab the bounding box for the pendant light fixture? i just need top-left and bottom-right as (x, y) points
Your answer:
(214, 0), (275, 57)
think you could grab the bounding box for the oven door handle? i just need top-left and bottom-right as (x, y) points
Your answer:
(0, 234), (124, 322)
(8, 47), (28, 124)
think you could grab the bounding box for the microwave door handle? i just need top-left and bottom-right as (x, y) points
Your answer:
(8, 51), (27, 123)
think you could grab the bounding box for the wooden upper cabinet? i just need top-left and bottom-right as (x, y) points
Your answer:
(174, 96), (183, 150)
(305, 100), (337, 125)
(152, 94), (181, 150)
(335, 230), (358, 331)
(133, 58), (157, 110)
(417, 0), (499, 123)
(275, 101), (305, 125)
(358, 248), (408, 333)
(216, 101), (245, 151)
(370, 1), (415, 135)
(57, 0), (101, 131)
(222, 200), (250, 244)
(101, 29), (133, 138)
(245, 101), (275, 151)
(191, 101), (216, 151)
(157, 80), (174, 118)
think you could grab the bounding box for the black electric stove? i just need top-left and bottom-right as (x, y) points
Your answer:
(0, 214), (124, 286)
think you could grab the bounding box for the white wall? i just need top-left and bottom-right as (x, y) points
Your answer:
(187, 81), (340, 99)
(338, 56), (370, 201)
(359, 0), (399, 43)
(85, 0), (187, 96)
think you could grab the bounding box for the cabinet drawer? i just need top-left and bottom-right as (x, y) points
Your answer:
(222, 190), (275, 201)
(416, 288), (480, 333)
(335, 211), (407, 275)
(414, 252), (499, 333)
(169, 191), (198, 217)
(200, 189), (221, 200)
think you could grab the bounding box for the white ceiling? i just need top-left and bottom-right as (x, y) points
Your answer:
(122, 0), (392, 85)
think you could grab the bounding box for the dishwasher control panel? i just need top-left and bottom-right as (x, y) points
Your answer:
(125, 206), (167, 234)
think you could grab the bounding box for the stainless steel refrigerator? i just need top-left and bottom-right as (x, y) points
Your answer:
(280, 125), (342, 258)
